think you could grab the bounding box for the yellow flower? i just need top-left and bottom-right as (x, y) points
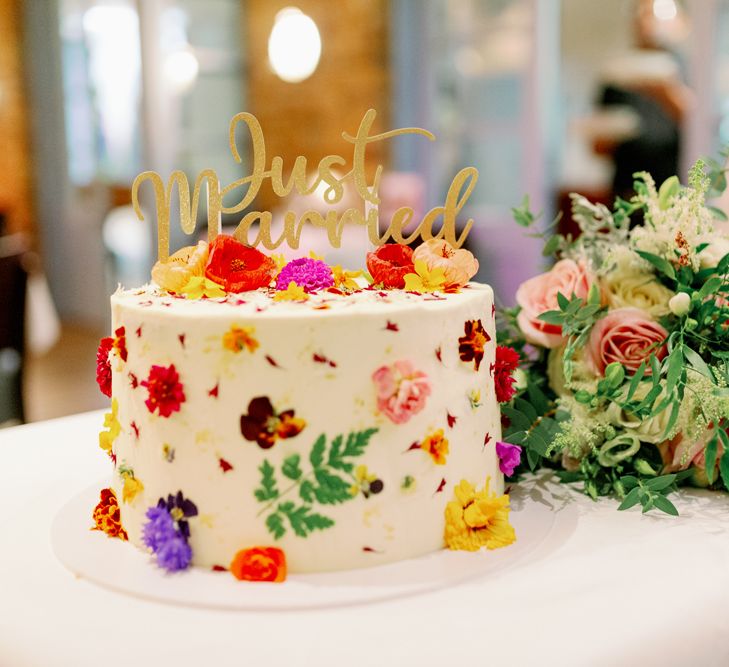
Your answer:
(308, 250), (324, 261)
(121, 474), (144, 504)
(444, 477), (515, 551)
(331, 265), (363, 291)
(271, 253), (287, 276)
(222, 325), (259, 353)
(273, 281), (309, 302)
(180, 275), (226, 300)
(403, 260), (447, 293)
(420, 429), (449, 465)
(350, 464), (377, 496)
(151, 241), (209, 293)
(468, 389), (482, 410)
(99, 399), (120, 454)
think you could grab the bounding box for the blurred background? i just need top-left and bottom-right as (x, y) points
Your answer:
(1, 0), (729, 424)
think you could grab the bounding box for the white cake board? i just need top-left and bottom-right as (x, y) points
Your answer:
(51, 476), (577, 611)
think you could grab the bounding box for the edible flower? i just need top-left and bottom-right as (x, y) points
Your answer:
(151, 241), (209, 293)
(222, 325), (259, 353)
(458, 319), (490, 372)
(372, 360), (431, 424)
(349, 465), (384, 498)
(118, 464), (144, 503)
(494, 345), (520, 403)
(99, 398), (121, 455)
(412, 239), (479, 289)
(366, 244), (415, 288)
(230, 547), (287, 582)
(495, 441), (522, 476)
(240, 396), (306, 449)
(403, 260), (446, 293)
(96, 337), (113, 397)
(91, 488), (128, 540)
(275, 258), (334, 293)
(141, 492), (198, 572)
(141, 364), (185, 417)
(180, 275), (226, 300)
(273, 281), (309, 302)
(205, 234), (277, 293)
(419, 428), (449, 465)
(444, 477), (515, 551)
(331, 265), (363, 290)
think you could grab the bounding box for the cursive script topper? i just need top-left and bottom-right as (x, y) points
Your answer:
(132, 109), (479, 261)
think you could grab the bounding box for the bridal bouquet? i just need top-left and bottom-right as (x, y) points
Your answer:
(500, 160), (729, 514)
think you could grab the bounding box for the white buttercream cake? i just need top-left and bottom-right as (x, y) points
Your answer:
(101, 278), (504, 573)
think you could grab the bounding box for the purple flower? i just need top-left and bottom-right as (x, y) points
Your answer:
(141, 506), (177, 551)
(155, 534), (193, 572)
(159, 491), (198, 539)
(496, 441), (522, 476)
(275, 258), (334, 293)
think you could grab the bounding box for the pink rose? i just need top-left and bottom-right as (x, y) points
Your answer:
(515, 259), (595, 348)
(658, 428), (725, 475)
(586, 307), (668, 375)
(372, 360), (431, 424)
(412, 239), (479, 289)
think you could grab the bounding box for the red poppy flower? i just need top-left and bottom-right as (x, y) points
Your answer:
(366, 244), (415, 288)
(96, 337), (114, 397)
(205, 235), (276, 293)
(230, 547), (287, 582)
(141, 364), (186, 417)
(494, 345), (520, 403)
(458, 319), (490, 371)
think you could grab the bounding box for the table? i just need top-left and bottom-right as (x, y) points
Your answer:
(2, 411), (728, 667)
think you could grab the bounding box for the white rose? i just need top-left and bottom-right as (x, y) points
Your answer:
(606, 383), (672, 444)
(601, 251), (674, 317)
(699, 236), (729, 269)
(668, 292), (691, 316)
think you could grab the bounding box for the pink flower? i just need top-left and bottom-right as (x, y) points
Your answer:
(496, 441), (522, 476)
(141, 364), (186, 417)
(412, 239), (479, 289)
(372, 360), (431, 424)
(515, 259), (596, 348)
(658, 428), (726, 474)
(586, 307), (668, 375)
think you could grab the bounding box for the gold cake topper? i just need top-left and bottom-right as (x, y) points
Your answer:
(132, 109), (478, 261)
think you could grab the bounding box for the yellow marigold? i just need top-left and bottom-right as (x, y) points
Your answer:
(151, 241), (209, 293)
(331, 265), (363, 291)
(273, 281), (309, 302)
(222, 325), (259, 353)
(420, 428), (449, 465)
(91, 488), (128, 540)
(99, 398), (120, 454)
(444, 477), (516, 551)
(403, 260), (446, 293)
(180, 275), (226, 300)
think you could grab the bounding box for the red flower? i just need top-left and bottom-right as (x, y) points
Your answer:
(240, 396), (306, 449)
(205, 234), (276, 293)
(494, 345), (520, 403)
(96, 337), (114, 397)
(141, 364), (185, 417)
(366, 244), (415, 288)
(91, 488), (128, 540)
(458, 319), (491, 371)
(230, 547), (287, 582)
(113, 326), (128, 362)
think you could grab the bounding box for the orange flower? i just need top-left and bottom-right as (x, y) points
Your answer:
(91, 488), (128, 540)
(458, 319), (490, 371)
(420, 428), (449, 465)
(151, 241), (209, 293)
(222, 325), (259, 353)
(230, 547), (287, 582)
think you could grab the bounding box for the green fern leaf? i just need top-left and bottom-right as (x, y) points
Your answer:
(313, 468), (353, 504)
(254, 460), (279, 502)
(309, 434), (326, 468)
(278, 501), (334, 537)
(282, 453), (303, 481)
(299, 479), (315, 502)
(342, 428), (378, 458)
(265, 512), (286, 539)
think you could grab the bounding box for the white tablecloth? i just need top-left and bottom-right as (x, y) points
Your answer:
(1, 411), (728, 667)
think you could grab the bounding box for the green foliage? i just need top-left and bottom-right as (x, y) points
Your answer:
(617, 474), (682, 516)
(255, 428), (378, 539)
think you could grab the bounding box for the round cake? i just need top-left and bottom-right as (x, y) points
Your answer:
(103, 281), (503, 573)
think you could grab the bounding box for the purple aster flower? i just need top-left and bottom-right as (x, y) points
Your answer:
(496, 441), (522, 476)
(275, 258), (334, 293)
(155, 533), (193, 572)
(141, 505), (177, 552)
